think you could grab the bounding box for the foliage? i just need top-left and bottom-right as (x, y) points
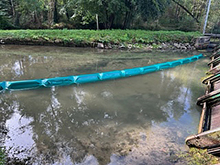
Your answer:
(0, 0), (219, 32)
(207, 0), (220, 33)
(212, 22), (220, 34)
(0, 16), (11, 30)
(179, 148), (219, 165)
(158, 0), (205, 31)
(66, 0), (171, 29)
(0, 0), (13, 29)
(0, 29), (201, 47)
(158, 0), (220, 33)
(137, 0), (170, 21)
(0, 0), (171, 29)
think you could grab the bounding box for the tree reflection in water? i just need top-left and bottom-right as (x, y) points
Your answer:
(0, 45), (206, 164)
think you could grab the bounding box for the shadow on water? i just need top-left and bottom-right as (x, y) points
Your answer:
(0, 45), (208, 165)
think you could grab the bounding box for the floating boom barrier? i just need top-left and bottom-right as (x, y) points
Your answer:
(0, 54), (203, 92)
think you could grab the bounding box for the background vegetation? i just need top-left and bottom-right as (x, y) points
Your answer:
(0, 0), (219, 33)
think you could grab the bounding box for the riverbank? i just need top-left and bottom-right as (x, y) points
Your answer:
(0, 30), (201, 50)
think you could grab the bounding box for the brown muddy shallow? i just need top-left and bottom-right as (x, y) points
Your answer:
(0, 45), (208, 164)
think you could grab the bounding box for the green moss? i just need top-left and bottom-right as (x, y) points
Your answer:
(207, 131), (220, 140)
(179, 148), (219, 165)
(0, 148), (5, 165)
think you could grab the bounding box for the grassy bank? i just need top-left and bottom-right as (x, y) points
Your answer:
(0, 30), (201, 48)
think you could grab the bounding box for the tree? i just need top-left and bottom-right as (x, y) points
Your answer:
(137, 0), (170, 21)
(48, 0), (59, 26)
(0, 0), (13, 29)
(171, 0), (200, 23)
(158, 0), (212, 31)
(70, 0), (170, 29)
(0, 0), (218, 31)
(206, 0), (220, 33)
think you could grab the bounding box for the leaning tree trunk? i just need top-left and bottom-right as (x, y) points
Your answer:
(171, 0), (200, 23)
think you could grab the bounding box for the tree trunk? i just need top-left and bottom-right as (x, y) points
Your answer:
(123, 0), (134, 29)
(48, 0), (55, 27)
(123, 12), (129, 29)
(123, 12), (132, 29)
(175, 4), (180, 22)
(34, 11), (41, 28)
(14, 12), (20, 27)
(101, 0), (109, 29)
(108, 13), (115, 29)
(65, 11), (70, 21)
(9, 0), (20, 26)
(9, 0), (15, 16)
(54, 0), (58, 23)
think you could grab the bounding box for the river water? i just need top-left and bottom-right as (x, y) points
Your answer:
(0, 45), (208, 164)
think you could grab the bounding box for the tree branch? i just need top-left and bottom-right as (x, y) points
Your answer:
(171, 0), (200, 23)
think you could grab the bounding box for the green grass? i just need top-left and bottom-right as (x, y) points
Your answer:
(0, 29), (201, 47)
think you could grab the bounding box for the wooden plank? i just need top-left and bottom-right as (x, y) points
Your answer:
(205, 33), (220, 38)
(211, 104), (220, 130)
(213, 80), (220, 91)
(197, 88), (220, 105)
(208, 64), (220, 74)
(202, 73), (220, 85)
(208, 146), (220, 155)
(210, 50), (220, 59)
(186, 127), (220, 149)
(208, 56), (220, 67)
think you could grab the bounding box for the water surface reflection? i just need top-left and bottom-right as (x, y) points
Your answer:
(0, 45), (207, 164)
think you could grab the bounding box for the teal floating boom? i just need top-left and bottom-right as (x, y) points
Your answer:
(0, 54), (203, 92)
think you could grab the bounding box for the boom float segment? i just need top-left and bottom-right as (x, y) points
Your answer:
(0, 54), (203, 92)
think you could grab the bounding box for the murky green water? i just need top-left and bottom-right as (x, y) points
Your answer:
(0, 45), (208, 165)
